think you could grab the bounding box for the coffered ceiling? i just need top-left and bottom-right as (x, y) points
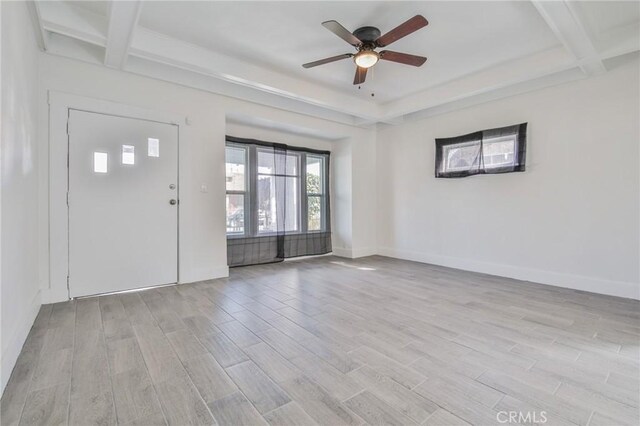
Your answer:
(30, 1), (640, 126)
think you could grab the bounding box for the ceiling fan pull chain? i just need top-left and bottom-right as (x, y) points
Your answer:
(371, 67), (375, 97)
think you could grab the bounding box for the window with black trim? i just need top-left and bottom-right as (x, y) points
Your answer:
(306, 154), (326, 232)
(435, 123), (527, 178)
(225, 144), (248, 235)
(225, 137), (331, 266)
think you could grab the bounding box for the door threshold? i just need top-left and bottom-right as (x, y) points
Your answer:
(72, 282), (178, 300)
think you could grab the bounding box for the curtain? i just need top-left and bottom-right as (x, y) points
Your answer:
(435, 123), (527, 178)
(226, 137), (332, 267)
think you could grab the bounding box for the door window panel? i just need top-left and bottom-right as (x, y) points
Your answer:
(148, 138), (160, 157)
(94, 152), (108, 173)
(122, 145), (135, 165)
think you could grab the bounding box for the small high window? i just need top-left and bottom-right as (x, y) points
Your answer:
(435, 123), (527, 178)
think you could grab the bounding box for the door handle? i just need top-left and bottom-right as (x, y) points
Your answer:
(169, 199), (177, 205)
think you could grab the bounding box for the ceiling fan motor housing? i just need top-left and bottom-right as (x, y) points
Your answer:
(353, 26), (382, 44)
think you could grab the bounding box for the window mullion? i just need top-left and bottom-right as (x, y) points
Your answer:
(249, 145), (258, 237)
(301, 152), (308, 234)
(323, 155), (329, 232)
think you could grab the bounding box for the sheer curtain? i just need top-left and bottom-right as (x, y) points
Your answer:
(435, 123), (527, 178)
(226, 137), (331, 267)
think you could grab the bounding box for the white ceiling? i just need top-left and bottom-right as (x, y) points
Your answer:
(136, 1), (559, 103)
(32, 1), (640, 126)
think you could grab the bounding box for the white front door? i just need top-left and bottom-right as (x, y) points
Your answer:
(68, 110), (179, 298)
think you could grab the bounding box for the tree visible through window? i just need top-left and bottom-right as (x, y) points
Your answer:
(225, 137), (332, 266)
(225, 141), (329, 236)
(306, 155), (324, 231)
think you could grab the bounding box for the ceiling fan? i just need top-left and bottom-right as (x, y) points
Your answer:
(302, 15), (429, 85)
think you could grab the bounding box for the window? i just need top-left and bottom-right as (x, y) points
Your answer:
(306, 155), (325, 231)
(122, 145), (135, 165)
(435, 123), (527, 178)
(225, 138), (330, 237)
(225, 137), (332, 266)
(148, 138), (160, 157)
(225, 145), (247, 235)
(257, 149), (300, 233)
(94, 152), (108, 173)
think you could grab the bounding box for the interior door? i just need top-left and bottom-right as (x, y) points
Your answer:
(68, 110), (178, 298)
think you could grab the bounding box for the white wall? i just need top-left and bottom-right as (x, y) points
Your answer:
(377, 56), (640, 299)
(1, 1), (42, 393)
(38, 53), (377, 303)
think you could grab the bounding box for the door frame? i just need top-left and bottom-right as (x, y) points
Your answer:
(45, 91), (185, 302)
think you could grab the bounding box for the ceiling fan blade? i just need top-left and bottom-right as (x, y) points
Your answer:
(302, 53), (353, 68)
(380, 50), (427, 67)
(376, 15), (429, 47)
(322, 20), (362, 46)
(353, 67), (367, 85)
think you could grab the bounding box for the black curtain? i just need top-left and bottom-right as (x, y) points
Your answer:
(226, 136), (332, 267)
(435, 123), (527, 178)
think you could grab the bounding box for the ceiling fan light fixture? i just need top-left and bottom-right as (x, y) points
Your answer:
(354, 50), (379, 68)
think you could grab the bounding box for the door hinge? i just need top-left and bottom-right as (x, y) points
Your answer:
(66, 192), (69, 206)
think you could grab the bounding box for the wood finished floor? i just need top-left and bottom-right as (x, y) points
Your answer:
(2, 255), (639, 426)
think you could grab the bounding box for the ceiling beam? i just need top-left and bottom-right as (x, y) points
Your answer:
(379, 46), (576, 121)
(129, 28), (380, 121)
(36, 3), (377, 124)
(38, 0), (107, 46)
(532, 0), (606, 76)
(104, 0), (142, 69)
(27, 1), (49, 51)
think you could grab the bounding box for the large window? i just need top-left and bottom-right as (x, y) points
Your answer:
(225, 145), (247, 234)
(225, 138), (331, 266)
(225, 139), (330, 238)
(435, 123), (527, 178)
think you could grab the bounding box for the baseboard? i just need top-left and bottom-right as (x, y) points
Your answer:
(378, 247), (640, 300)
(40, 286), (70, 304)
(331, 247), (353, 258)
(332, 247), (378, 259)
(179, 265), (229, 284)
(1, 290), (41, 395)
(351, 247), (378, 258)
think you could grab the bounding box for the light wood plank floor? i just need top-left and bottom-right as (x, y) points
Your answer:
(2, 256), (639, 426)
